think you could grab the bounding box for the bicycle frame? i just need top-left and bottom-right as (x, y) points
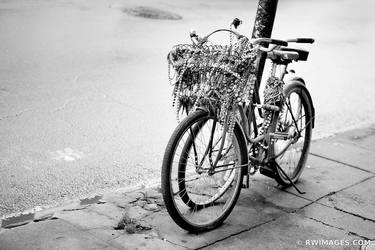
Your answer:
(239, 62), (288, 157)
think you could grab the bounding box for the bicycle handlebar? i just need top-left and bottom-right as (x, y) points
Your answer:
(190, 29), (288, 48)
(286, 38), (315, 44)
(250, 38), (288, 47)
(189, 29), (314, 53)
(190, 29), (242, 46)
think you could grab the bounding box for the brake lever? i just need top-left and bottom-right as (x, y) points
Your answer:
(257, 44), (279, 53)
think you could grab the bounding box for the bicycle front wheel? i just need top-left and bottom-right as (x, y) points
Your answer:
(161, 109), (247, 232)
(273, 80), (313, 186)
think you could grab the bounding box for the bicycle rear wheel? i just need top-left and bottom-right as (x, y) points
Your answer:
(161, 109), (247, 232)
(273, 81), (313, 186)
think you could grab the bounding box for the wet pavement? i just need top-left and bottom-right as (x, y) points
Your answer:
(0, 125), (374, 249)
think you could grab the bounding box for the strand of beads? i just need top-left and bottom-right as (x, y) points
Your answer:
(259, 111), (272, 149)
(171, 46), (203, 121)
(247, 74), (257, 102)
(226, 106), (237, 140)
(264, 76), (285, 105)
(219, 95), (230, 125)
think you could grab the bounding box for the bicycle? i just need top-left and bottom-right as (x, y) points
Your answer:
(161, 19), (315, 232)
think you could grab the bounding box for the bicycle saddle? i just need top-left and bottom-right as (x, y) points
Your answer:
(279, 47), (309, 61)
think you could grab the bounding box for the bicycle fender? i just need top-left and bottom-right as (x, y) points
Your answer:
(234, 122), (249, 176)
(285, 78), (315, 128)
(196, 106), (210, 113)
(290, 76), (305, 85)
(196, 106), (217, 116)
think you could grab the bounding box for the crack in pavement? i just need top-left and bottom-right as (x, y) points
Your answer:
(290, 175), (375, 212)
(59, 218), (126, 250)
(332, 206), (375, 223)
(310, 153), (375, 174)
(62, 206), (88, 212)
(52, 97), (79, 113)
(0, 109), (32, 121)
(282, 175), (375, 240)
(277, 152), (375, 205)
(161, 237), (192, 250)
(83, 207), (120, 222)
(303, 216), (371, 241)
(196, 218), (278, 250)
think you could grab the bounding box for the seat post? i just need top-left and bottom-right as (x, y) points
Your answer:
(269, 61), (288, 81)
(279, 64), (288, 81)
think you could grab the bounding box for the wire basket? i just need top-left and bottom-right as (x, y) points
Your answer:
(168, 35), (258, 127)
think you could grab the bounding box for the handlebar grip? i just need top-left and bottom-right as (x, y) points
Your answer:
(295, 38), (315, 44)
(269, 39), (288, 47)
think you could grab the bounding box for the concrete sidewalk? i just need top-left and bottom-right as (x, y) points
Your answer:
(1, 126), (375, 250)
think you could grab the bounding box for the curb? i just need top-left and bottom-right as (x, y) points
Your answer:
(0, 182), (160, 230)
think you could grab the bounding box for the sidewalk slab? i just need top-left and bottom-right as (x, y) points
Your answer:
(333, 125), (375, 152)
(203, 213), (361, 250)
(318, 177), (375, 222)
(298, 202), (375, 239)
(255, 155), (372, 202)
(311, 139), (375, 174)
(54, 209), (118, 230)
(108, 232), (187, 250)
(0, 219), (116, 250)
(245, 179), (311, 212)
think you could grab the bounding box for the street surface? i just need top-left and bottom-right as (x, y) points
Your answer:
(1, 0), (375, 215)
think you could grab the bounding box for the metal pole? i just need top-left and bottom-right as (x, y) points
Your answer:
(252, 0), (279, 91)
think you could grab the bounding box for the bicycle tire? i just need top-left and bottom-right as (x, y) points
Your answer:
(273, 80), (313, 186)
(161, 109), (248, 232)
